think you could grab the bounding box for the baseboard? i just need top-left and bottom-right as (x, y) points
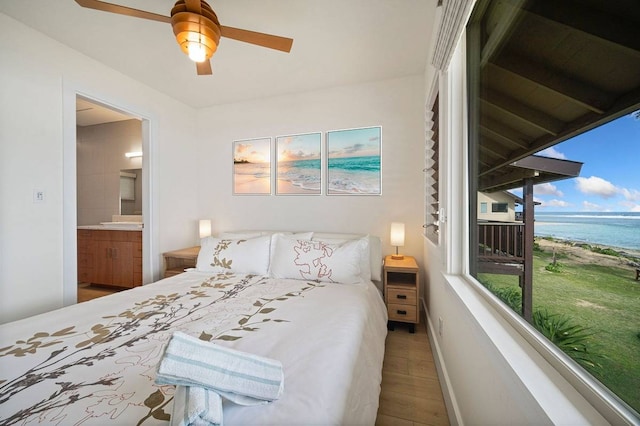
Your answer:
(422, 298), (464, 426)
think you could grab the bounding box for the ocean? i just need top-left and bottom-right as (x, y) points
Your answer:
(327, 156), (381, 194)
(277, 158), (321, 192)
(535, 212), (640, 251)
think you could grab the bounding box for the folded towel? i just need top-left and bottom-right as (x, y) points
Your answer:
(171, 386), (223, 426)
(156, 331), (285, 425)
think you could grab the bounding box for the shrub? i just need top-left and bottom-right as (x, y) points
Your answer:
(545, 262), (563, 272)
(481, 280), (522, 313)
(533, 309), (602, 372)
(591, 246), (620, 257)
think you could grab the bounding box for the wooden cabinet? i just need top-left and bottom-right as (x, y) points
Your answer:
(384, 255), (420, 333)
(162, 247), (200, 278)
(78, 229), (142, 288)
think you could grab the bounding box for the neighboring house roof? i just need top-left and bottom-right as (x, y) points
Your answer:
(486, 190), (523, 206)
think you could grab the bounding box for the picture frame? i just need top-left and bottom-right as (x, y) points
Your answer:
(233, 137), (272, 195)
(276, 132), (322, 195)
(326, 126), (381, 195)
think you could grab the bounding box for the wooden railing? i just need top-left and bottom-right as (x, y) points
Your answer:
(478, 222), (525, 263)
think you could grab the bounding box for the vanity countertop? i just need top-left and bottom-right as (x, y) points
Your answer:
(78, 224), (142, 231)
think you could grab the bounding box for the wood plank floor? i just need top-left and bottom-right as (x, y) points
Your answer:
(78, 285), (449, 425)
(376, 321), (449, 426)
(77, 283), (124, 303)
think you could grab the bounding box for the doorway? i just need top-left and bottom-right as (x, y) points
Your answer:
(68, 95), (152, 304)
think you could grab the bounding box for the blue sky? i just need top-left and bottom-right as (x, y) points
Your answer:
(511, 111), (640, 212)
(327, 127), (381, 158)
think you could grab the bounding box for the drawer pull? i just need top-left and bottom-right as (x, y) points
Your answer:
(397, 310), (407, 315)
(396, 294), (407, 300)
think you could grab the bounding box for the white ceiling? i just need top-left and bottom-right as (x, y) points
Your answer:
(76, 97), (136, 126)
(0, 0), (435, 111)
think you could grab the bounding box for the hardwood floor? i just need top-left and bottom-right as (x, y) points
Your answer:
(377, 320), (449, 426)
(77, 282), (122, 303)
(77, 285), (449, 425)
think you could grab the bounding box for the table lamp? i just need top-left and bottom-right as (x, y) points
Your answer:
(390, 222), (405, 260)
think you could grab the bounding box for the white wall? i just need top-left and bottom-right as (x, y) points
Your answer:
(477, 191), (516, 222)
(77, 119), (143, 226)
(196, 75), (426, 268)
(0, 13), (199, 324)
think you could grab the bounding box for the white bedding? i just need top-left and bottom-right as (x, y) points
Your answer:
(0, 271), (387, 425)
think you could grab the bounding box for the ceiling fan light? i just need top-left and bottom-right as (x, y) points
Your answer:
(187, 41), (207, 62)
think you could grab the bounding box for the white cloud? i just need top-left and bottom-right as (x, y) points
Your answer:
(542, 199), (571, 208)
(538, 146), (566, 160)
(619, 200), (640, 211)
(535, 182), (563, 197)
(575, 176), (618, 198)
(582, 201), (604, 211)
(620, 188), (640, 202)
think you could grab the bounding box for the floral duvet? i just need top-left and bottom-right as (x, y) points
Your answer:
(0, 272), (387, 425)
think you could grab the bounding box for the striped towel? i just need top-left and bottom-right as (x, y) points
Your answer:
(156, 331), (284, 425)
(171, 386), (223, 426)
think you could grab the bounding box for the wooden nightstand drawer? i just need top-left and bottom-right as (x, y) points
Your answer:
(388, 303), (418, 322)
(387, 288), (416, 305)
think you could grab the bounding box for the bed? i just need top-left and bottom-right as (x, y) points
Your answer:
(0, 232), (388, 425)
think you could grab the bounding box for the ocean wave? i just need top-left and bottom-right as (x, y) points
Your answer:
(537, 213), (640, 220)
(328, 177), (380, 194)
(328, 156), (380, 172)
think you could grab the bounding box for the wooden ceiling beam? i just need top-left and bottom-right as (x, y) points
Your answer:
(479, 168), (537, 192)
(479, 0), (526, 67)
(480, 117), (531, 150)
(492, 53), (613, 114)
(525, 0), (640, 57)
(522, 87), (640, 162)
(480, 88), (565, 136)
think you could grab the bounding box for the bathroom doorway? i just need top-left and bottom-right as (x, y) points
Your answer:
(75, 96), (147, 302)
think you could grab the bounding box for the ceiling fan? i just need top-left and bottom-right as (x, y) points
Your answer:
(75, 0), (294, 75)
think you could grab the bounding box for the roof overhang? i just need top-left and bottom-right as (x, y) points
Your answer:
(479, 155), (583, 192)
(471, 0), (640, 193)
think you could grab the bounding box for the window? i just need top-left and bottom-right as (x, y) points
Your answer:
(467, 0), (640, 418)
(490, 203), (507, 213)
(480, 202), (487, 214)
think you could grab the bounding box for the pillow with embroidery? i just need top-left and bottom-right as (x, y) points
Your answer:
(311, 235), (371, 282)
(196, 235), (271, 275)
(269, 235), (364, 284)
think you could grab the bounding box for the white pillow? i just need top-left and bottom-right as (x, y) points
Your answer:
(196, 235), (271, 275)
(269, 235), (365, 284)
(217, 232), (263, 239)
(311, 235), (371, 282)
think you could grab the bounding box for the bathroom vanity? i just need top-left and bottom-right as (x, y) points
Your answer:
(77, 226), (142, 288)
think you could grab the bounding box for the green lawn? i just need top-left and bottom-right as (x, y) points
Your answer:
(479, 245), (640, 413)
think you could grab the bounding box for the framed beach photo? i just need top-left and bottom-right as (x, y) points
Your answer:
(327, 126), (381, 195)
(233, 137), (272, 195)
(276, 132), (322, 195)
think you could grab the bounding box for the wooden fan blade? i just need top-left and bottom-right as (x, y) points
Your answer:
(196, 60), (213, 75)
(75, 0), (171, 23)
(220, 26), (293, 53)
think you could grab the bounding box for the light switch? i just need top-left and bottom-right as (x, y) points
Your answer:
(33, 189), (45, 203)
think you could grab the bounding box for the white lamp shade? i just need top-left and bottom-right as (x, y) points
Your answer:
(199, 220), (212, 239)
(390, 222), (405, 247)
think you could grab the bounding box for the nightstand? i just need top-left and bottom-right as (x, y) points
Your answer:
(384, 255), (420, 333)
(162, 246), (200, 278)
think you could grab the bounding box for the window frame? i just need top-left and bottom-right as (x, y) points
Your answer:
(490, 202), (507, 213)
(460, 2), (639, 422)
